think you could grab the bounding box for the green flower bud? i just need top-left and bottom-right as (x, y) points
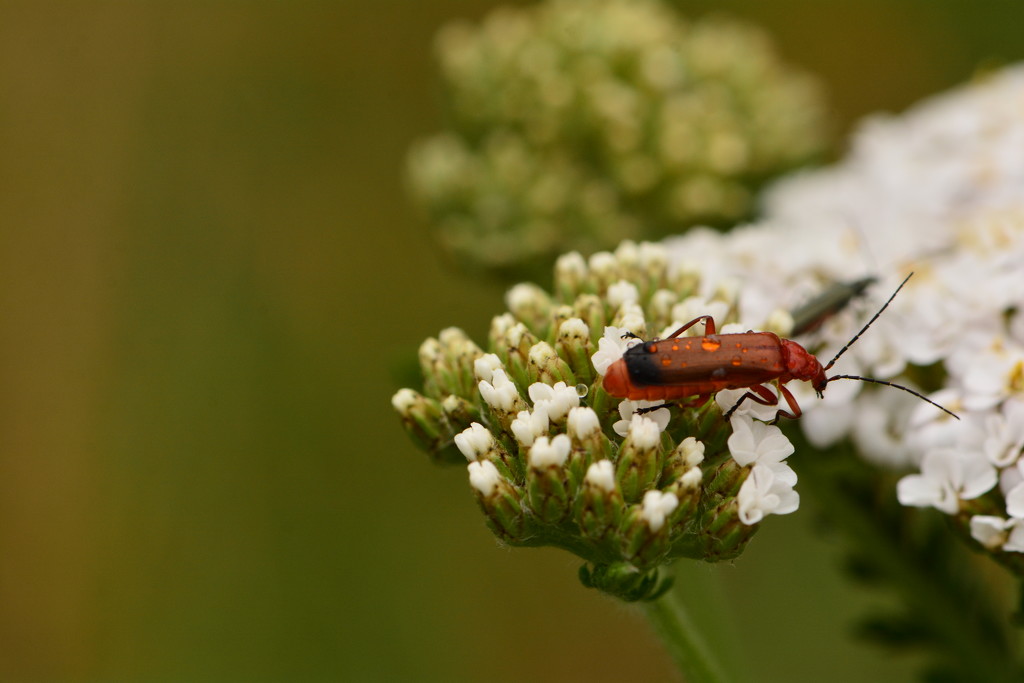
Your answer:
(528, 341), (575, 386)
(698, 499), (758, 562)
(548, 305), (577, 345)
(506, 283), (553, 338)
(392, 388), (459, 463)
(554, 251), (591, 301)
(575, 459), (624, 540)
(478, 369), (530, 434)
(469, 460), (527, 542)
(492, 320), (539, 392)
(616, 415), (665, 503)
(671, 467), (704, 525)
(705, 458), (747, 499)
(455, 422), (517, 481)
(587, 251), (623, 294)
(622, 490), (679, 569)
(555, 318), (595, 386)
(568, 406), (612, 462)
(441, 393), (483, 435)
(573, 293), (608, 345)
(647, 289), (679, 334)
(661, 437), (705, 488)
(418, 328), (484, 399)
(526, 435), (573, 523)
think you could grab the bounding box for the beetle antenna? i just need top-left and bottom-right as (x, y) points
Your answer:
(825, 374), (960, 419)
(823, 272), (913, 371)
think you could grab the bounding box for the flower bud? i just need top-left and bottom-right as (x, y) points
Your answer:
(392, 389), (455, 462)
(573, 293), (608, 346)
(548, 305), (578, 346)
(527, 435), (572, 523)
(493, 321), (539, 392)
(575, 460), (624, 540)
(510, 409), (549, 448)
(606, 280), (640, 309)
(441, 394), (482, 435)
(648, 289), (678, 332)
(697, 498), (758, 562)
(556, 318), (594, 386)
(563, 406), (612, 488)
(454, 423), (493, 462)
(478, 369), (529, 432)
(554, 251), (590, 301)
(506, 283), (553, 337)
(528, 381), (580, 424)
(469, 461), (527, 542)
(621, 490), (679, 568)
(473, 353), (504, 383)
(616, 415), (665, 502)
(588, 251), (621, 292)
(422, 327), (483, 398)
(528, 341), (575, 386)
(612, 302), (647, 340)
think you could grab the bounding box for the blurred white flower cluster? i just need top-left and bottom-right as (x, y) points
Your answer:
(407, 0), (828, 273)
(661, 65), (1024, 551)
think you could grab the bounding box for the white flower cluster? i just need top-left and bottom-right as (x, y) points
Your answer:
(659, 65), (1024, 548)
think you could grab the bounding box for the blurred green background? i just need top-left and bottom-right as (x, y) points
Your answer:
(1, 2), (1021, 681)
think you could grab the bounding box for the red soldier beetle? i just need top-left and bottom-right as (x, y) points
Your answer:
(601, 274), (958, 423)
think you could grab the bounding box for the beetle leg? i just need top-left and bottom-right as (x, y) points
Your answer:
(665, 315), (716, 339)
(722, 384), (779, 421)
(723, 383), (803, 423)
(772, 384), (802, 423)
(620, 330), (641, 340)
(635, 394), (710, 415)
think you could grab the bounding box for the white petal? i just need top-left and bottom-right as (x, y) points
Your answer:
(1006, 482), (1024, 519)
(585, 460), (616, 492)
(1005, 523), (1024, 553)
(897, 473), (946, 511)
(468, 461), (501, 497)
(970, 515), (1010, 549)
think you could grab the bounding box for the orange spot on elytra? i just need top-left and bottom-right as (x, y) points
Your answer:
(661, 357), (671, 366)
(701, 338), (721, 351)
(731, 355), (742, 366)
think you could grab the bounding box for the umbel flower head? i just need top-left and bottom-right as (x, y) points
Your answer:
(393, 242), (800, 601)
(406, 0), (829, 276)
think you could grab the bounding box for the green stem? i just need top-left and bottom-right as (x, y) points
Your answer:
(641, 587), (730, 683)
